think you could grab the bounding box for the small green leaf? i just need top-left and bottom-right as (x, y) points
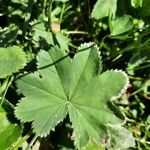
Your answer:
(107, 124), (135, 150)
(110, 15), (133, 36)
(83, 141), (105, 150)
(0, 46), (27, 78)
(0, 107), (22, 150)
(146, 115), (150, 124)
(15, 43), (129, 149)
(131, 0), (143, 7)
(92, 0), (117, 19)
(32, 22), (70, 51)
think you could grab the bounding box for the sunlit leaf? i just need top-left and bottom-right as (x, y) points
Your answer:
(110, 15), (133, 36)
(15, 43), (129, 149)
(83, 141), (105, 150)
(0, 107), (22, 150)
(92, 0), (117, 19)
(0, 46), (27, 78)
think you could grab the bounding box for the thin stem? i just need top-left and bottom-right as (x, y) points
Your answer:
(59, 3), (65, 24)
(42, 0), (47, 17)
(0, 76), (14, 106)
(25, 135), (37, 150)
(130, 87), (144, 96)
(69, 43), (78, 49)
(100, 35), (110, 49)
(66, 31), (88, 35)
(134, 64), (150, 71)
(48, 0), (53, 31)
(128, 76), (144, 81)
(12, 135), (30, 150)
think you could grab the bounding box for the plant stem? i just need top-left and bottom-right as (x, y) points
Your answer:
(30, 136), (37, 147)
(0, 76), (14, 106)
(48, 0), (53, 31)
(128, 76), (144, 81)
(69, 43), (78, 49)
(130, 87), (144, 96)
(12, 135), (30, 150)
(134, 64), (150, 71)
(42, 0), (47, 17)
(59, 3), (65, 24)
(66, 31), (88, 35)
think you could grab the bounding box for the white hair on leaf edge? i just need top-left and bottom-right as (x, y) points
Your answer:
(110, 69), (130, 101)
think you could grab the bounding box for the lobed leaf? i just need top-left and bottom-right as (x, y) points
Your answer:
(15, 43), (129, 149)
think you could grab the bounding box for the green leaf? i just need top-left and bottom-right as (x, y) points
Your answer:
(0, 107), (22, 150)
(83, 141), (105, 150)
(32, 22), (70, 51)
(107, 124), (135, 150)
(0, 46), (27, 78)
(127, 48), (150, 75)
(92, 0), (117, 19)
(141, 0), (150, 17)
(15, 43), (129, 149)
(110, 15), (133, 36)
(131, 0), (143, 7)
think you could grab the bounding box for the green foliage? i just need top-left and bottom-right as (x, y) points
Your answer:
(92, 0), (117, 19)
(131, 0), (143, 7)
(107, 124), (135, 150)
(141, 0), (150, 17)
(0, 107), (22, 150)
(110, 15), (133, 36)
(32, 22), (70, 51)
(0, 25), (19, 47)
(15, 43), (130, 149)
(0, 46), (27, 78)
(0, 0), (150, 149)
(84, 141), (105, 150)
(127, 48), (150, 75)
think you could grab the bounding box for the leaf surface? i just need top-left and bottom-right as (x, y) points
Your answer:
(15, 43), (129, 148)
(84, 141), (105, 150)
(107, 124), (135, 149)
(32, 22), (70, 51)
(0, 107), (22, 150)
(131, 0), (143, 7)
(110, 15), (133, 36)
(0, 46), (27, 78)
(92, 0), (117, 19)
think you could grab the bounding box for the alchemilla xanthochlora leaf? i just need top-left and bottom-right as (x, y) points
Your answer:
(0, 46), (27, 78)
(15, 43), (130, 149)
